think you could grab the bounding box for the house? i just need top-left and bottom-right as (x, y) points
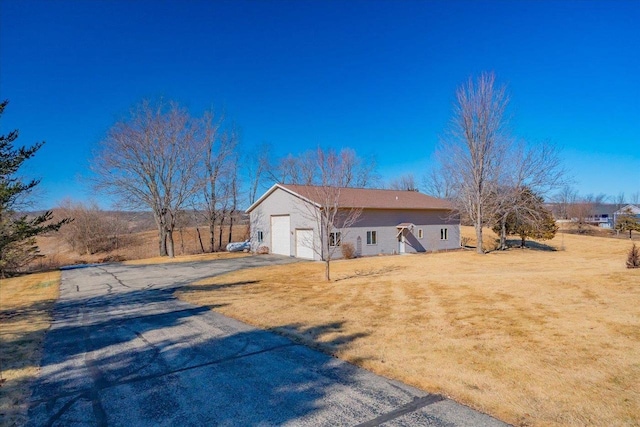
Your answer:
(547, 202), (617, 228)
(614, 204), (640, 228)
(246, 184), (460, 260)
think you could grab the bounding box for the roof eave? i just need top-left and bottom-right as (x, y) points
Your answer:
(246, 183), (321, 214)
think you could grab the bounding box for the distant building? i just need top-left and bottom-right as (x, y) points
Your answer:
(546, 202), (616, 228)
(614, 204), (640, 228)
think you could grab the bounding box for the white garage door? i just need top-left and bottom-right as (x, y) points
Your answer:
(296, 229), (314, 260)
(270, 215), (290, 256)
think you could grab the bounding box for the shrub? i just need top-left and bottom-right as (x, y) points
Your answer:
(257, 246), (269, 255)
(341, 242), (356, 259)
(626, 243), (640, 269)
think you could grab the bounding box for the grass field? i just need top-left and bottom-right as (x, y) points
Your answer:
(177, 228), (640, 426)
(30, 225), (250, 271)
(0, 271), (60, 427)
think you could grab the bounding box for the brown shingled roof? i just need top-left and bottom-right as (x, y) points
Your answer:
(280, 184), (453, 210)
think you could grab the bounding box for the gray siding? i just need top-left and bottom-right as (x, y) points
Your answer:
(250, 187), (323, 260)
(338, 209), (460, 257)
(250, 191), (460, 260)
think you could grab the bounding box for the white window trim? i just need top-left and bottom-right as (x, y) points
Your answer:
(329, 231), (342, 247)
(440, 228), (448, 240)
(257, 231), (264, 243)
(366, 230), (377, 245)
(418, 229), (423, 239)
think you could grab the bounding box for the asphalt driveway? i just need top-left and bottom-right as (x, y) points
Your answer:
(27, 255), (508, 426)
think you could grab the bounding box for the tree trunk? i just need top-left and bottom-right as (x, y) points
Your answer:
(209, 223), (216, 252)
(228, 215), (234, 244)
(325, 259), (330, 281)
(218, 213), (226, 251)
(196, 227), (205, 253)
(158, 228), (168, 256)
(179, 228), (184, 255)
(166, 229), (175, 258)
(499, 217), (507, 250)
(475, 224), (484, 254)
(218, 224), (224, 250)
(520, 234), (526, 247)
(475, 202), (484, 254)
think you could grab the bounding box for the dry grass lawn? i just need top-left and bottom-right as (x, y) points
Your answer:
(177, 228), (640, 427)
(31, 225), (250, 271)
(0, 271), (60, 427)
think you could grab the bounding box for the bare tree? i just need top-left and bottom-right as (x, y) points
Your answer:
(223, 152), (240, 246)
(432, 72), (510, 253)
(92, 100), (200, 257)
(269, 153), (306, 185)
(56, 200), (119, 255)
(423, 168), (456, 200)
(612, 192), (626, 210)
(630, 192), (640, 205)
(198, 112), (238, 252)
(271, 147), (377, 188)
(338, 148), (378, 187)
(294, 148), (364, 281)
(388, 174), (419, 191)
(552, 185), (578, 220)
(245, 143), (271, 205)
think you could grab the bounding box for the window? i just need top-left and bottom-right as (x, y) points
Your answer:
(418, 229), (423, 239)
(440, 228), (448, 240)
(329, 232), (341, 247)
(257, 231), (264, 243)
(366, 231), (377, 245)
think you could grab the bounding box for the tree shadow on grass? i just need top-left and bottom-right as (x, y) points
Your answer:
(506, 239), (558, 252)
(179, 280), (260, 293)
(268, 322), (370, 357)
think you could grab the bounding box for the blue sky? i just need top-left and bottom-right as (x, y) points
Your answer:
(1, 0), (638, 209)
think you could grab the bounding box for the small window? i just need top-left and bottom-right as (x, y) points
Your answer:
(418, 229), (423, 239)
(440, 228), (448, 240)
(329, 232), (342, 247)
(257, 231), (264, 243)
(366, 231), (377, 245)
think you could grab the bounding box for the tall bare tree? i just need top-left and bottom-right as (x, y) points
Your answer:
(92, 100), (199, 257)
(198, 112), (238, 252)
(245, 143), (271, 205)
(431, 72), (510, 253)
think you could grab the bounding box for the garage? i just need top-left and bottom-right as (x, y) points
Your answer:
(295, 229), (314, 260)
(270, 215), (290, 256)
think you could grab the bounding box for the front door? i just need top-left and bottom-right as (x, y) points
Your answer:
(398, 231), (406, 254)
